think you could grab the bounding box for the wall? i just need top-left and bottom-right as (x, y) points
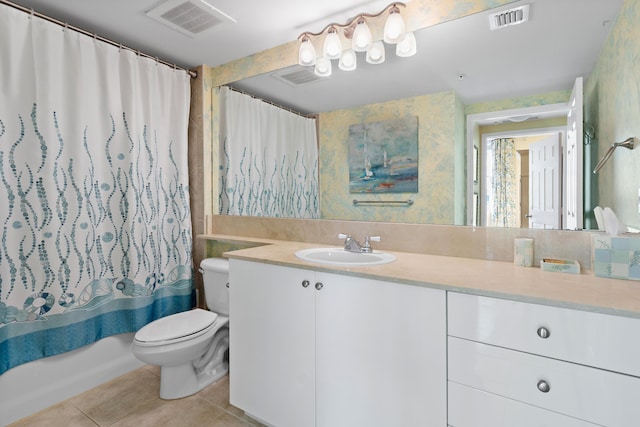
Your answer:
(205, 215), (594, 269)
(319, 90), (463, 224)
(584, 0), (640, 230)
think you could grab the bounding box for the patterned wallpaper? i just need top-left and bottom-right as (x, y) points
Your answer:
(584, 0), (640, 230)
(319, 90), (463, 224)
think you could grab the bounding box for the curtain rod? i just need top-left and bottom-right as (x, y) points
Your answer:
(225, 85), (316, 119)
(1, 0), (197, 79)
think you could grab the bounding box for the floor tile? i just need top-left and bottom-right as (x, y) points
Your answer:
(7, 401), (97, 427)
(69, 367), (160, 425)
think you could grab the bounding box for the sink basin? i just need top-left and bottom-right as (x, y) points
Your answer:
(295, 247), (396, 266)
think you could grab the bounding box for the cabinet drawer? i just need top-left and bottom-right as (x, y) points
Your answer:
(448, 292), (640, 376)
(448, 337), (640, 426)
(448, 382), (599, 427)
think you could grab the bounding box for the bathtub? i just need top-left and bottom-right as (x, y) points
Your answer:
(0, 333), (144, 426)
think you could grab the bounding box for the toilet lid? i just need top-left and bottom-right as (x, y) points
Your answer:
(135, 309), (218, 343)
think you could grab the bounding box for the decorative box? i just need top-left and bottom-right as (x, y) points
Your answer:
(540, 258), (580, 274)
(592, 234), (640, 281)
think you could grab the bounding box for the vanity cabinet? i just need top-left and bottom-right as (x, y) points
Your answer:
(447, 292), (640, 426)
(229, 259), (447, 427)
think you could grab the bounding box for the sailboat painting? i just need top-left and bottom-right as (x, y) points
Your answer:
(348, 116), (419, 193)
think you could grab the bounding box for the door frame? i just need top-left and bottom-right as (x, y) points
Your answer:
(466, 103), (569, 226)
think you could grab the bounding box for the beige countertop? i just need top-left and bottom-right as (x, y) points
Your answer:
(205, 234), (640, 319)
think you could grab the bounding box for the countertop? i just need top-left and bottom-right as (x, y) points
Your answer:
(204, 234), (640, 319)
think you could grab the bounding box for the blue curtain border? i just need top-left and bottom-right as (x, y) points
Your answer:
(0, 284), (194, 375)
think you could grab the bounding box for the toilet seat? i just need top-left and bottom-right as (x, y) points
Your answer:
(135, 309), (218, 346)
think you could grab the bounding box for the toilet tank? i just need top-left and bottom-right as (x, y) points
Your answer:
(199, 258), (229, 316)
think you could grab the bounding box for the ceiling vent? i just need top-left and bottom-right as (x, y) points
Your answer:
(272, 66), (327, 87)
(145, 0), (236, 38)
(489, 4), (530, 31)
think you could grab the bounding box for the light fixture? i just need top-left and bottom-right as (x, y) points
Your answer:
(297, 2), (414, 76)
(314, 56), (332, 77)
(351, 18), (372, 52)
(339, 49), (357, 71)
(396, 31), (417, 57)
(323, 26), (342, 59)
(383, 5), (405, 43)
(298, 35), (316, 66)
(366, 41), (385, 64)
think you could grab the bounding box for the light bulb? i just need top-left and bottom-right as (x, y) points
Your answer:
(323, 28), (342, 60)
(383, 8), (406, 43)
(396, 32), (417, 57)
(351, 19), (372, 52)
(366, 41), (385, 64)
(298, 37), (316, 66)
(339, 49), (357, 71)
(314, 57), (332, 77)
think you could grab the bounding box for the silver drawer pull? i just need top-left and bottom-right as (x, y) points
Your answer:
(302, 280), (310, 288)
(315, 282), (324, 290)
(537, 326), (551, 339)
(537, 379), (550, 393)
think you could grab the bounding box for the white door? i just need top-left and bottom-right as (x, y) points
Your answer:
(229, 260), (316, 427)
(315, 273), (447, 427)
(565, 77), (584, 230)
(529, 133), (562, 229)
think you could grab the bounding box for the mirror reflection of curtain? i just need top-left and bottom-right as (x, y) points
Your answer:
(487, 138), (518, 227)
(219, 87), (319, 218)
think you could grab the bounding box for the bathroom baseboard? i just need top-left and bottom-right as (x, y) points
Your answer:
(0, 333), (144, 426)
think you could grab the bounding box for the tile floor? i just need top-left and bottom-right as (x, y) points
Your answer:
(8, 365), (265, 427)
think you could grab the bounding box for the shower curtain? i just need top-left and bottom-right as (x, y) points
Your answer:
(0, 5), (193, 374)
(219, 87), (319, 218)
(487, 138), (518, 227)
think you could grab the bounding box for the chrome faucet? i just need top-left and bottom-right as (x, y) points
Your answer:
(338, 234), (381, 253)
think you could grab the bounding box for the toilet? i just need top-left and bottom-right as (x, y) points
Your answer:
(132, 258), (230, 399)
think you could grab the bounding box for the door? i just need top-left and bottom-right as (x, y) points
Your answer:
(565, 77), (584, 230)
(229, 260), (315, 427)
(528, 133), (562, 229)
(315, 273), (447, 427)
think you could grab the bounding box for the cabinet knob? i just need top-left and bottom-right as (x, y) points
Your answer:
(537, 379), (550, 393)
(315, 282), (324, 290)
(301, 280), (310, 288)
(537, 326), (550, 339)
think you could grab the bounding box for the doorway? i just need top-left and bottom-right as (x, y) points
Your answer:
(481, 128), (564, 228)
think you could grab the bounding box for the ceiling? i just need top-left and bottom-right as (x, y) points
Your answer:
(6, 0), (624, 114)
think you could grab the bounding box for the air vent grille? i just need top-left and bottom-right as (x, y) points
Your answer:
(489, 4), (530, 30)
(146, 0), (236, 38)
(272, 66), (326, 87)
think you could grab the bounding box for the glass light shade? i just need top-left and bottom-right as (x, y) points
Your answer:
(383, 10), (406, 43)
(298, 38), (316, 66)
(366, 41), (385, 64)
(396, 31), (417, 57)
(351, 20), (372, 52)
(339, 49), (357, 71)
(323, 29), (342, 60)
(314, 56), (332, 77)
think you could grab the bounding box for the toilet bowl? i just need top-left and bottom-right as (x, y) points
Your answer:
(132, 258), (230, 399)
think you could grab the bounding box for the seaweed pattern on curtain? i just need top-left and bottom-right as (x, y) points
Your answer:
(219, 139), (319, 218)
(0, 105), (193, 374)
(488, 138), (518, 227)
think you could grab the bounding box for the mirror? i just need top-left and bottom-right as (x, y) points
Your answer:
(224, 0), (625, 228)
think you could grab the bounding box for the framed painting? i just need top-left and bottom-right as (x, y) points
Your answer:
(348, 116), (418, 193)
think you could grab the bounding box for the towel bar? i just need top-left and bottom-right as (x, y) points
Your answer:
(352, 199), (414, 206)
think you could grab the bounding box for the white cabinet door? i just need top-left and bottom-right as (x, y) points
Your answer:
(229, 260), (315, 427)
(315, 273), (447, 427)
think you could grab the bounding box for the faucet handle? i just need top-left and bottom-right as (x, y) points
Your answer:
(366, 236), (381, 242)
(337, 233), (349, 240)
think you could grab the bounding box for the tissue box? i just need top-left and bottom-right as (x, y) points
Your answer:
(592, 234), (640, 280)
(540, 259), (580, 274)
